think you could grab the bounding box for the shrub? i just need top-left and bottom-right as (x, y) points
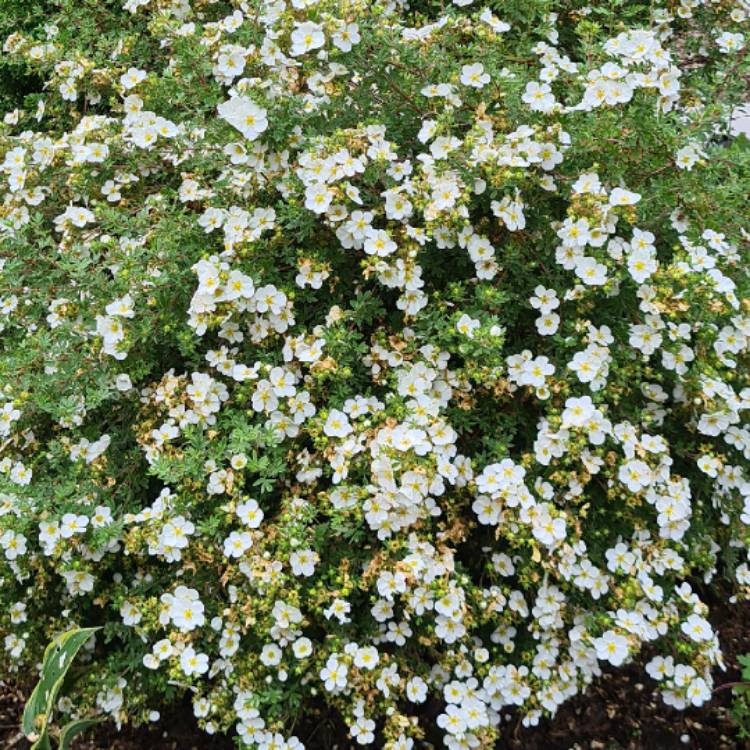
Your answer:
(1, 1), (749, 748)
(0, 0), (46, 113)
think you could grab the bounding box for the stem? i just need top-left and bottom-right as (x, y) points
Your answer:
(713, 680), (750, 693)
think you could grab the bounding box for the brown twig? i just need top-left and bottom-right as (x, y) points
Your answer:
(713, 680), (750, 693)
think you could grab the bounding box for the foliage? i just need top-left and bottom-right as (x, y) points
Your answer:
(0, 0), (749, 748)
(0, 0), (45, 112)
(730, 654), (750, 739)
(22, 626), (102, 749)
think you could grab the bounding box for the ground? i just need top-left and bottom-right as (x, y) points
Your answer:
(2, 597), (748, 750)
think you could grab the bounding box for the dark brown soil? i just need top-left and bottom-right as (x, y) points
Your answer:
(3, 599), (749, 750)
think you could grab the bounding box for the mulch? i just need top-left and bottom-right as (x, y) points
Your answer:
(2, 598), (748, 750)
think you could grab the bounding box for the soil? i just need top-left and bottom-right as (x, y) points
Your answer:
(2, 599), (748, 750)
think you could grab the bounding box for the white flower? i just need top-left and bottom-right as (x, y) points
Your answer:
(180, 646), (209, 676)
(609, 187), (641, 206)
(115, 374), (132, 391)
(0, 403), (21, 435)
(558, 218), (591, 247)
(106, 294), (136, 319)
(716, 32), (744, 54)
(480, 9), (510, 32)
(351, 716), (376, 745)
(406, 676), (428, 702)
(680, 614), (712, 642)
(437, 704), (467, 736)
(60, 512), (89, 538)
(38, 521), (60, 552)
(460, 63), (490, 88)
(522, 81), (556, 112)
(532, 511), (567, 546)
(5, 633), (25, 658)
(645, 655), (674, 681)
(120, 67), (147, 90)
(193, 697), (211, 718)
(304, 183), (334, 214)
(159, 515), (194, 549)
(575, 257), (608, 286)
(324, 598), (351, 623)
(696, 454), (720, 477)
(9, 602), (26, 624)
(324, 409), (352, 438)
(536, 313), (560, 336)
(1, 530), (26, 560)
(120, 600), (142, 626)
(292, 637), (313, 659)
(153, 639), (173, 661)
(363, 228), (397, 257)
(594, 630), (629, 666)
(320, 655), (348, 691)
(686, 677), (711, 706)
(572, 172), (602, 195)
(237, 498), (264, 528)
(456, 314), (480, 338)
(529, 286), (559, 313)
(65, 205), (95, 228)
(290, 548), (319, 576)
(628, 248), (657, 283)
(354, 646), (380, 670)
(217, 97), (268, 141)
(618, 459), (652, 492)
(169, 587), (205, 632)
(223, 530), (253, 558)
(61, 570), (95, 596)
(332, 23), (360, 52)
(290, 21), (325, 57)
(675, 145), (700, 171)
(91, 505), (113, 527)
(561, 395), (595, 428)
(260, 643), (282, 666)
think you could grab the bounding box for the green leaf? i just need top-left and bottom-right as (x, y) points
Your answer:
(30, 731), (52, 750)
(59, 718), (102, 750)
(22, 627), (100, 745)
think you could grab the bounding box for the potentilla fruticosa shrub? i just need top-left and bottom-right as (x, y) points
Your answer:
(1, 0), (750, 747)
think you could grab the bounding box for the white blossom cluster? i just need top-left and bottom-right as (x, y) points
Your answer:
(0, 0), (749, 748)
